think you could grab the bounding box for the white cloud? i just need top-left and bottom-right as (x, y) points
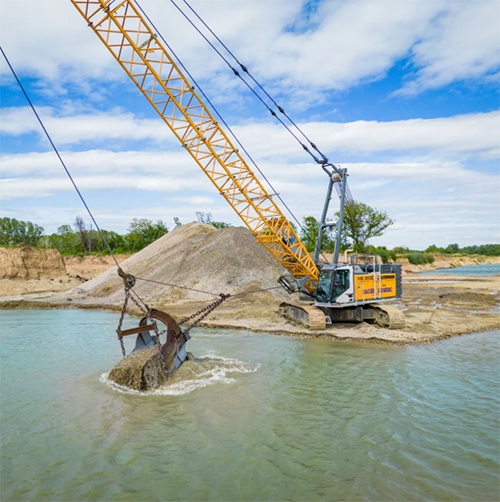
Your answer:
(0, 107), (174, 146)
(1, 0), (498, 95)
(266, 0), (444, 89)
(3, 106), (498, 163)
(1, 0), (498, 249)
(0, 1), (120, 82)
(0, 149), (198, 176)
(233, 111), (500, 163)
(401, 0), (500, 93)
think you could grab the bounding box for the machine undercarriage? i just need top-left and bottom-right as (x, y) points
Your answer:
(279, 301), (405, 331)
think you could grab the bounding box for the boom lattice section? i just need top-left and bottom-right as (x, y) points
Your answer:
(70, 0), (319, 285)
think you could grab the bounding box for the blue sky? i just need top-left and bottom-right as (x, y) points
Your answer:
(1, 0), (499, 250)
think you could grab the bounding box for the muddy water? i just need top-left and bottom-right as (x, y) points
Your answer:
(1, 309), (499, 501)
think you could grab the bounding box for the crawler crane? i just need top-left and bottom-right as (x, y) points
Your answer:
(70, 0), (404, 333)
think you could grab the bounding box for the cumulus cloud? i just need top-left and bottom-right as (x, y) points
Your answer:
(1, 0), (498, 95)
(7, 105), (496, 160)
(1, 0), (498, 248)
(232, 111), (500, 162)
(401, 0), (500, 93)
(0, 107), (174, 146)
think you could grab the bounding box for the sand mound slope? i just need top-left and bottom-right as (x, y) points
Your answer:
(0, 247), (66, 280)
(70, 222), (288, 308)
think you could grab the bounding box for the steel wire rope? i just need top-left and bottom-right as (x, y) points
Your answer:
(134, 276), (219, 296)
(170, 0), (355, 264)
(177, 0), (329, 164)
(0, 46), (152, 310)
(138, 0), (334, 265)
(134, 276), (284, 298)
(166, 0), (323, 164)
(134, 0), (306, 233)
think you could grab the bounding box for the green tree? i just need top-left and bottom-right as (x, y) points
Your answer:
(392, 246), (409, 254)
(300, 216), (319, 252)
(299, 216), (335, 252)
(98, 230), (126, 253)
(444, 243), (460, 254)
(0, 217), (44, 247)
(47, 224), (83, 255)
(125, 218), (169, 251)
(425, 244), (445, 254)
(475, 244), (500, 256)
(339, 201), (394, 253)
(406, 252), (435, 265)
(367, 245), (397, 264)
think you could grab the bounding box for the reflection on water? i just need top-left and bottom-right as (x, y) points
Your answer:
(1, 309), (499, 501)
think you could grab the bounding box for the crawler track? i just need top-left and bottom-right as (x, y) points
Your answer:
(279, 302), (326, 330)
(371, 305), (406, 330)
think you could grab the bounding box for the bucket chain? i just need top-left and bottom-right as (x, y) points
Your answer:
(116, 272), (230, 381)
(116, 285), (170, 380)
(116, 289), (132, 357)
(180, 293), (231, 335)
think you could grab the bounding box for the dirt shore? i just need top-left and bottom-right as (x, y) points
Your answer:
(0, 228), (498, 345)
(0, 256), (498, 345)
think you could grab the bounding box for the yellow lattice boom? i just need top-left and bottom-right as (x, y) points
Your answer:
(70, 0), (320, 285)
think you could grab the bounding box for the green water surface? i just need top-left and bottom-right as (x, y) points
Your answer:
(1, 310), (498, 501)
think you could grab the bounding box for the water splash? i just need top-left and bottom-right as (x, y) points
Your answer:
(101, 354), (258, 396)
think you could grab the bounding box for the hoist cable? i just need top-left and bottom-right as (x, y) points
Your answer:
(0, 46), (154, 310)
(177, 0), (329, 164)
(0, 47), (121, 268)
(2, 48), (302, 305)
(134, 1), (306, 233)
(134, 277), (219, 297)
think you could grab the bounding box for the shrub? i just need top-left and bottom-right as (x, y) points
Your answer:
(407, 252), (435, 265)
(372, 248), (397, 264)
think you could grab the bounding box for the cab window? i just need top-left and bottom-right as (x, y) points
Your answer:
(331, 269), (350, 301)
(316, 270), (333, 302)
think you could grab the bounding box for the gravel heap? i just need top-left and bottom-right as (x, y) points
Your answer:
(69, 222), (288, 309)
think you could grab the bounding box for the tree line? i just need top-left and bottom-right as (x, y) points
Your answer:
(1, 202), (499, 259)
(0, 212), (230, 256)
(0, 216), (169, 255)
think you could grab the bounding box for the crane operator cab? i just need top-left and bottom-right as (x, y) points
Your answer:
(315, 262), (402, 307)
(316, 266), (354, 304)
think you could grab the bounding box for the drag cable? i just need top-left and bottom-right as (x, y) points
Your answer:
(135, 275), (285, 299)
(1, 47), (153, 311)
(1, 47), (121, 269)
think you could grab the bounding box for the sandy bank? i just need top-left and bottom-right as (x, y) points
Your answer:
(0, 224), (498, 345)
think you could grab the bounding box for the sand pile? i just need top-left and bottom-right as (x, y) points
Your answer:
(68, 222), (289, 309)
(0, 247), (66, 280)
(64, 254), (130, 279)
